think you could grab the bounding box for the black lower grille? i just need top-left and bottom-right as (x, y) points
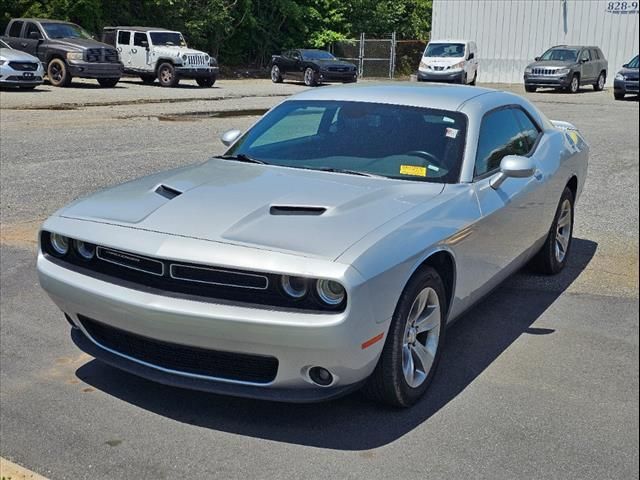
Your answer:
(79, 316), (278, 383)
(8, 61), (38, 71)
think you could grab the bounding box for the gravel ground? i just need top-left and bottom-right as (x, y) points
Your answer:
(0, 78), (638, 480)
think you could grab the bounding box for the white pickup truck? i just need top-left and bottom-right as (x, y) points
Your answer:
(102, 26), (219, 87)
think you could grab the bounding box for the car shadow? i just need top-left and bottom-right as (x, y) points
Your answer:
(117, 79), (221, 90)
(76, 238), (597, 451)
(42, 80), (127, 90)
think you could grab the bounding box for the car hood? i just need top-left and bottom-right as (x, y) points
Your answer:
(314, 59), (356, 69)
(153, 46), (208, 57)
(0, 47), (40, 62)
(527, 60), (576, 69)
(47, 37), (114, 51)
(422, 56), (466, 67)
(618, 66), (639, 79)
(58, 159), (444, 260)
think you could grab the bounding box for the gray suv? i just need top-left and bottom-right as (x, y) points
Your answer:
(524, 45), (607, 93)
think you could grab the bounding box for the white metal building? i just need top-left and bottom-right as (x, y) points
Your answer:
(431, 0), (639, 85)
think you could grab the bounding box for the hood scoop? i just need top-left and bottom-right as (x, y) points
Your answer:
(269, 205), (327, 216)
(155, 184), (183, 200)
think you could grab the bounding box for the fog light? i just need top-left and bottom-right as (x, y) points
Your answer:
(316, 280), (345, 305)
(50, 233), (69, 255)
(281, 275), (308, 298)
(75, 240), (95, 260)
(309, 366), (333, 386)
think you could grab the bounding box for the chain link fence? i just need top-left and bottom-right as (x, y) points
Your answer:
(331, 33), (428, 79)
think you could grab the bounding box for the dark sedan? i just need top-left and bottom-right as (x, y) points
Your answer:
(614, 54), (639, 100)
(270, 49), (357, 87)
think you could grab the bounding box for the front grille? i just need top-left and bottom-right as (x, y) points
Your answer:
(79, 315), (279, 383)
(8, 61), (38, 71)
(434, 66), (446, 71)
(86, 48), (120, 63)
(532, 68), (560, 76)
(5, 75), (42, 81)
(328, 66), (349, 72)
(186, 54), (207, 66)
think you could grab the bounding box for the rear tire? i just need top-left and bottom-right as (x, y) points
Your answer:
(157, 62), (179, 87)
(363, 266), (447, 407)
(47, 58), (72, 87)
(271, 64), (283, 83)
(525, 85), (537, 93)
(97, 78), (119, 88)
(593, 71), (606, 91)
(530, 187), (574, 275)
(196, 77), (215, 87)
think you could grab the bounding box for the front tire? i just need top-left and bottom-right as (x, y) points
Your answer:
(157, 62), (179, 87)
(363, 267), (447, 407)
(530, 187), (574, 275)
(97, 78), (119, 88)
(271, 65), (283, 83)
(525, 84), (537, 93)
(470, 71), (477, 86)
(567, 74), (580, 93)
(614, 91), (625, 100)
(593, 71), (606, 91)
(196, 77), (216, 87)
(303, 67), (318, 87)
(47, 58), (72, 87)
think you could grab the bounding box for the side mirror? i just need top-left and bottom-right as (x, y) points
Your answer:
(29, 31), (42, 41)
(221, 129), (242, 146)
(490, 155), (536, 189)
(468, 52), (474, 60)
(141, 40), (149, 48)
(534, 56), (541, 61)
(623, 63), (629, 68)
(580, 57), (589, 63)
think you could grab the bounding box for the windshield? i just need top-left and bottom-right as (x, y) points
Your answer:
(41, 22), (92, 39)
(424, 43), (465, 58)
(540, 48), (579, 62)
(150, 32), (186, 47)
(0, 40), (9, 49)
(301, 50), (336, 61)
(226, 100), (467, 183)
(628, 55), (639, 68)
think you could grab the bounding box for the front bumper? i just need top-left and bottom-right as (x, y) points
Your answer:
(318, 71), (358, 83)
(67, 61), (124, 79)
(417, 70), (465, 83)
(0, 64), (45, 86)
(524, 73), (572, 88)
(38, 247), (388, 402)
(614, 78), (639, 95)
(175, 66), (219, 79)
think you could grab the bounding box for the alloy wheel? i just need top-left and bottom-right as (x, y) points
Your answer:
(555, 199), (572, 263)
(402, 287), (441, 388)
(271, 65), (280, 82)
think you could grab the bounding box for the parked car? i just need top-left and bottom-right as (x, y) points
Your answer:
(524, 45), (607, 93)
(0, 39), (45, 89)
(270, 49), (357, 87)
(614, 54), (639, 100)
(417, 39), (478, 85)
(37, 84), (588, 407)
(1, 18), (123, 87)
(102, 27), (218, 87)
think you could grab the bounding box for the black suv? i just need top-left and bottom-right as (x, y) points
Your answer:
(524, 45), (608, 93)
(1, 18), (123, 87)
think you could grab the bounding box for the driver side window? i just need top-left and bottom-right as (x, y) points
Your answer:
(133, 32), (147, 47)
(475, 108), (531, 178)
(24, 22), (43, 39)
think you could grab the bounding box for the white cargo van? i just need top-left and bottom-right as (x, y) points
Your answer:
(417, 40), (478, 85)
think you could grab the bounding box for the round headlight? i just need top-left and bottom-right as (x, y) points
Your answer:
(182, 54), (188, 61)
(205, 54), (210, 62)
(281, 276), (309, 298)
(316, 280), (345, 306)
(50, 233), (69, 255)
(75, 240), (95, 260)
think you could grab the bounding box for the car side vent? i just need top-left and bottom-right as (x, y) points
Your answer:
(269, 205), (327, 216)
(155, 184), (182, 200)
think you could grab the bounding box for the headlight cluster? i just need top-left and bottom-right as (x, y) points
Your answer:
(556, 68), (571, 75)
(66, 52), (84, 61)
(616, 73), (626, 81)
(450, 61), (465, 70)
(280, 275), (346, 307)
(44, 232), (95, 260)
(525, 66), (533, 74)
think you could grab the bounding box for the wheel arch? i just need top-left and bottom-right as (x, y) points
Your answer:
(155, 58), (175, 73)
(566, 175), (578, 199)
(409, 248), (457, 319)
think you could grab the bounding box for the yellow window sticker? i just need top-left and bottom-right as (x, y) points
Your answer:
(400, 165), (427, 177)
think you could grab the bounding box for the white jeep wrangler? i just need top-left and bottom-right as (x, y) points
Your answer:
(103, 27), (219, 87)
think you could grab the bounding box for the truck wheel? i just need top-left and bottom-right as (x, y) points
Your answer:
(97, 78), (119, 88)
(567, 74), (580, 94)
(303, 67), (318, 87)
(593, 71), (606, 91)
(140, 74), (156, 84)
(271, 65), (283, 83)
(158, 63), (179, 87)
(470, 71), (477, 86)
(525, 85), (537, 93)
(196, 77), (215, 88)
(47, 58), (72, 87)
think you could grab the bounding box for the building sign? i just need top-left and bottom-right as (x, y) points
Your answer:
(606, 2), (640, 14)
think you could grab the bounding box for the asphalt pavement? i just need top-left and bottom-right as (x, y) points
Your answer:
(0, 78), (638, 480)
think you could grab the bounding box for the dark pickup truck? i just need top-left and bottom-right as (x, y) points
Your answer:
(1, 18), (123, 87)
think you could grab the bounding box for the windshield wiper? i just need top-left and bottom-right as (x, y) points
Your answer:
(216, 154), (267, 165)
(316, 168), (385, 178)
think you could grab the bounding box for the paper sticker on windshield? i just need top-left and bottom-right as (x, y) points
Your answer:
(400, 165), (427, 177)
(445, 128), (459, 139)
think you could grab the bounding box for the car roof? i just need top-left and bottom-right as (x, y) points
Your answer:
(12, 18), (74, 24)
(548, 45), (599, 50)
(289, 82), (500, 111)
(106, 26), (175, 32)
(428, 39), (471, 44)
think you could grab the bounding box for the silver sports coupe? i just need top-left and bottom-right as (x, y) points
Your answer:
(38, 83), (588, 407)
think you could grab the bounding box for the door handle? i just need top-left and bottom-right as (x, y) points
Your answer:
(117, 47), (122, 52)
(20, 42), (28, 47)
(131, 48), (137, 53)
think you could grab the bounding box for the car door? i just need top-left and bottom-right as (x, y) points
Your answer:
(20, 22), (44, 58)
(468, 106), (546, 299)
(116, 30), (132, 67)
(4, 20), (24, 50)
(579, 48), (595, 82)
(130, 32), (150, 71)
(290, 50), (304, 79)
